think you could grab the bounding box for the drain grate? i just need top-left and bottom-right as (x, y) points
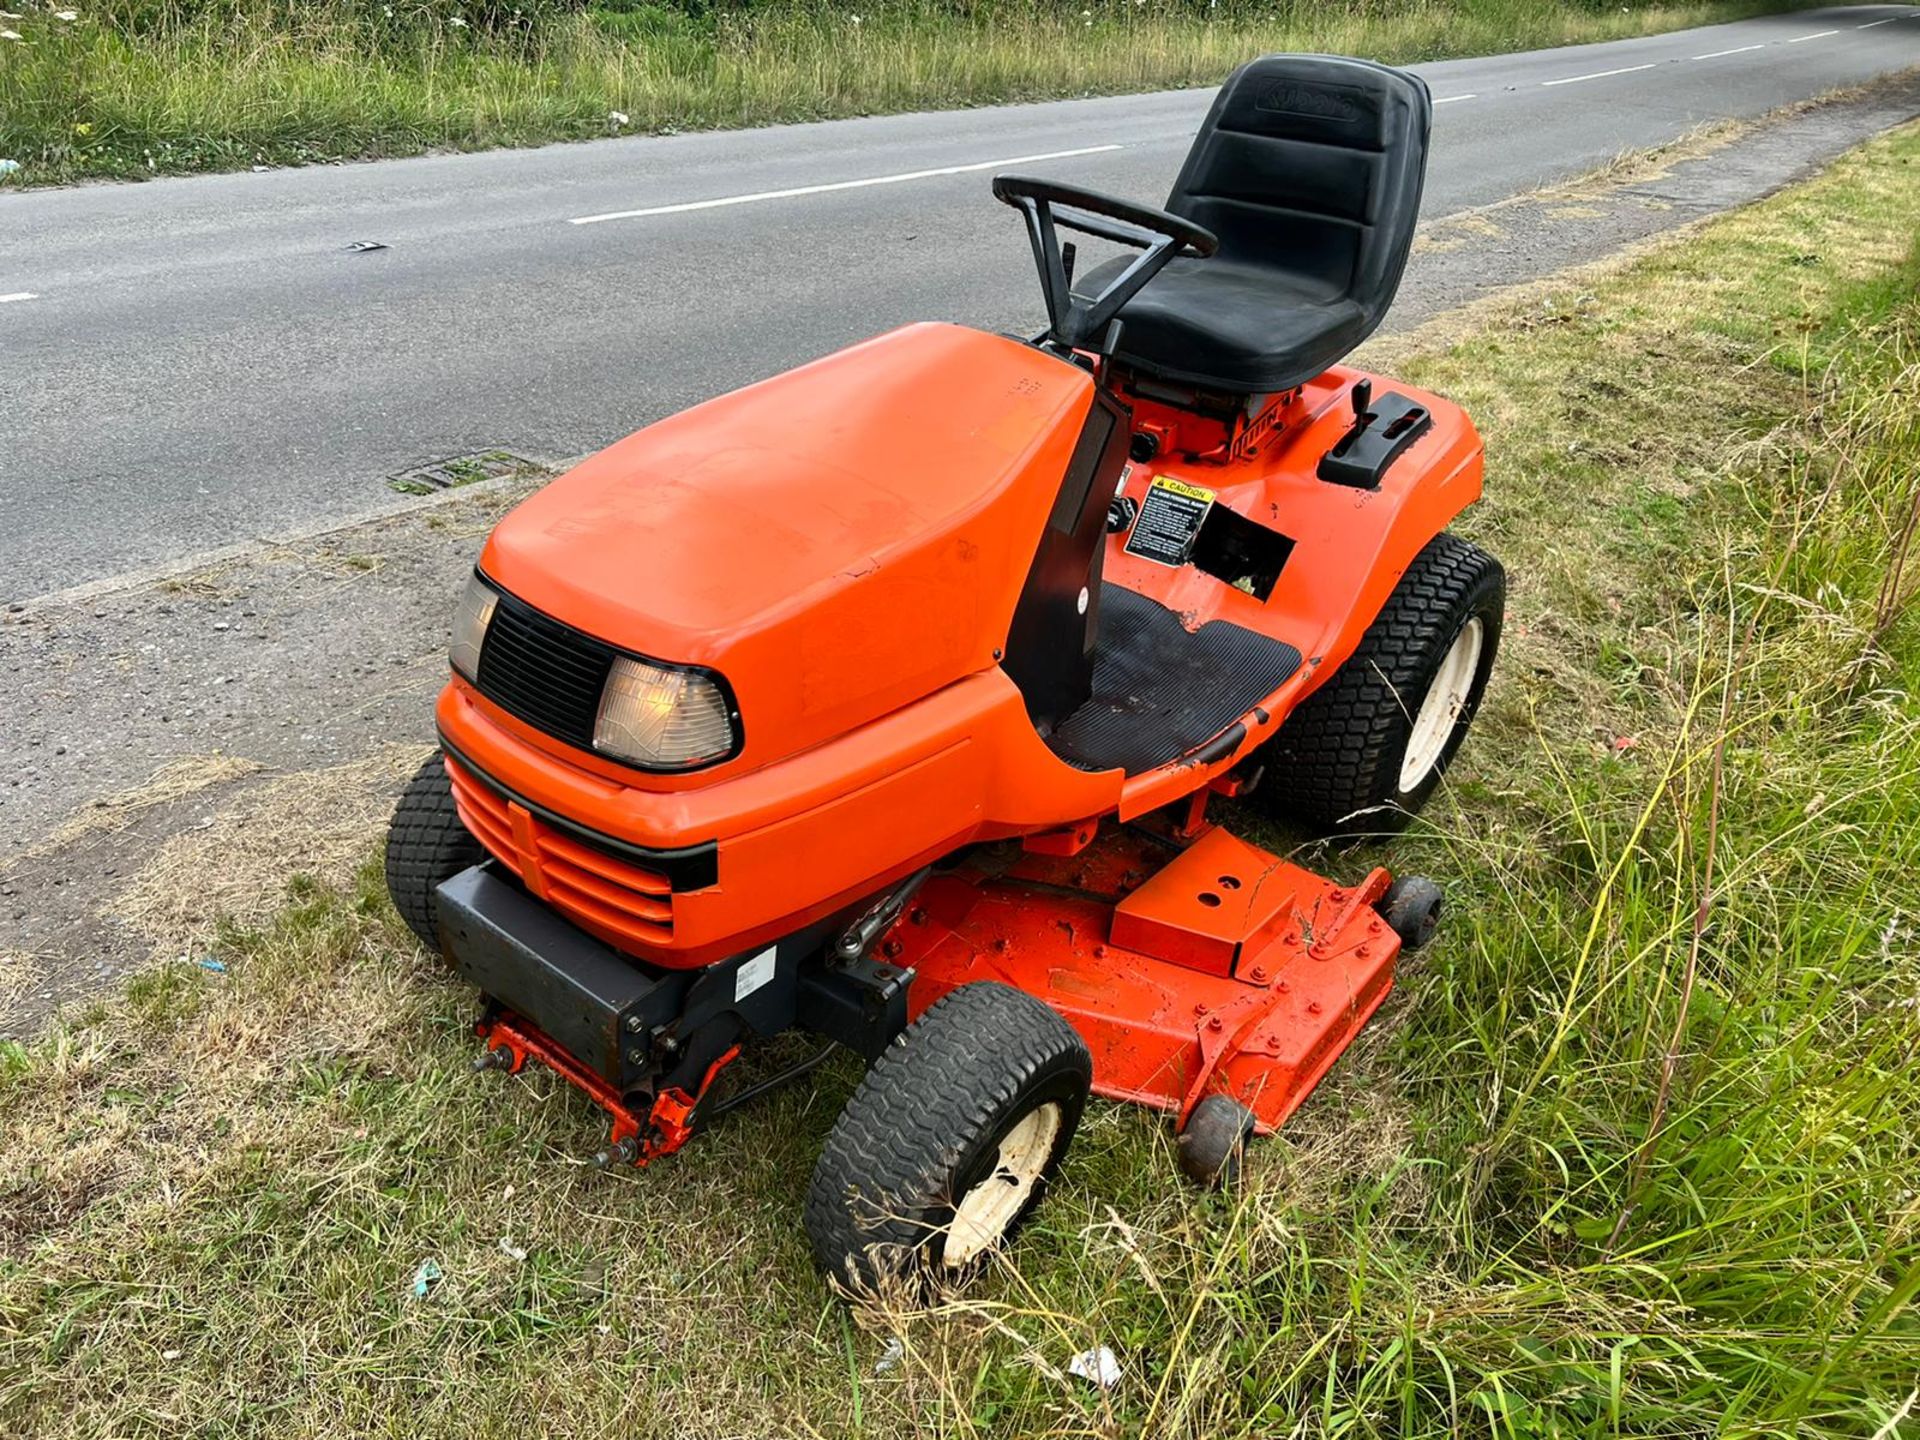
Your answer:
(388, 450), (547, 496)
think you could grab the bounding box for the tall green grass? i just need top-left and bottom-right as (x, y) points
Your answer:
(1, 112), (1916, 1440)
(1, 0), (1808, 184)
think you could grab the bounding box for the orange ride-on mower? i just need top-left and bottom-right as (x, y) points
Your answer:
(385, 54), (1503, 1288)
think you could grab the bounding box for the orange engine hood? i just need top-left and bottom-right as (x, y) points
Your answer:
(480, 322), (1096, 776)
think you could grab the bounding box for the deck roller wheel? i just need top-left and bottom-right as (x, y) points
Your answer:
(384, 752), (484, 952)
(805, 982), (1091, 1293)
(1377, 875), (1444, 952)
(1177, 1094), (1258, 1189)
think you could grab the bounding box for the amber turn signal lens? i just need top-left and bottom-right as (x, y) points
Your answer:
(449, 573), (498, 681)
(594, 657), (735, 769)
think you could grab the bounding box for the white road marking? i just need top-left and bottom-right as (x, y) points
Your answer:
(1856, 15), (1898, 25)
(0, 292), (38, 303)
(1540, 62), (1658, 87)
(1787, 29), (1839, 41)
(569, 144), (1125, 225)
(1693, 43), (1767, 58)
(1434, 93), (1478, 105)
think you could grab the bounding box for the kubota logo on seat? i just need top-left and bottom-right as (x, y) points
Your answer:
(1254, 82), (1360, 123)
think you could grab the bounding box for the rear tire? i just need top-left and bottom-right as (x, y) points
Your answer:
(384, 752), (484, 952)
(805, 982), (1091, 1293)
(1253, 532), (1503, 835)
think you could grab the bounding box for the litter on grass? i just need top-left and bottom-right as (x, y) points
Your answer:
(410, 1259), (443, 1298)
(1068, 1346), (1122, 1389)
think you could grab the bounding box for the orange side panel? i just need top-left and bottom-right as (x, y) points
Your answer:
(1105, 365), (1483, 815)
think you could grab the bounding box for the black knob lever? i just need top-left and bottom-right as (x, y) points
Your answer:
(1351, 378), (1373, 419)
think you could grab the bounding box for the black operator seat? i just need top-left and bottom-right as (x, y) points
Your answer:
(1075, 54), (1431, 394)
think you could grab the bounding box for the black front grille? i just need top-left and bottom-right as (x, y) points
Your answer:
(475, 585), (616, 750)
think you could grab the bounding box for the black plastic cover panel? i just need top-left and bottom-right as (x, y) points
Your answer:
(475, 583), (616, 751)
(1046, 585), (1302, 775)
(437, 865), (685, 1085)
(1003, 388), (1129, 729)
(1317, 390), (1433, 489)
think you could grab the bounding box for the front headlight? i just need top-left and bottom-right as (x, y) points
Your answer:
(449, 573), (498, 681)
(594, 657), (736, 769)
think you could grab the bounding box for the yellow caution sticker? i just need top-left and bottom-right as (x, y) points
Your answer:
(1123, 475), (1217, 566)
(1150, 476), (1216, 503)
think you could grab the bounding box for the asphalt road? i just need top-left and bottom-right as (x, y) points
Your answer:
(3, 4), (1918, 602)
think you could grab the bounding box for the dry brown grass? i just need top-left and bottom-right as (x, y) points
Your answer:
(0, 951), (42, 1030)
(110, 743), (431, 952)
(7, 754), (263, 868)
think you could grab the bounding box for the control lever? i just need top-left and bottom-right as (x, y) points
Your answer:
(1317, 384), (1433, 490)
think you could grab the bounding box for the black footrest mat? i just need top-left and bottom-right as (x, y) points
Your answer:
(1047, 586), (1302, 775)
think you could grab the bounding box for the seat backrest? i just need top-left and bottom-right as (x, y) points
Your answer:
(1165, 54), (1430, 317)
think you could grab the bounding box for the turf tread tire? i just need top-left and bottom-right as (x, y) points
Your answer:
(805, 982), (1091, 1292)
(384, 752), (484, 951)
(1255, 532), (1503, 834)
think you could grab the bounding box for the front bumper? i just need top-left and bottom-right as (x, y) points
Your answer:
(436, 863), (914, 1094)
(436, 864), (691, 1090)
(441, 736), (711, 960)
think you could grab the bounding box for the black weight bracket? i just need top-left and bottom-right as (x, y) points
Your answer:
(1317, 389), (1433, 490)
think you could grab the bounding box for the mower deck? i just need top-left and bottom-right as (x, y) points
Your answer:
(879, 825), (1401, 1133)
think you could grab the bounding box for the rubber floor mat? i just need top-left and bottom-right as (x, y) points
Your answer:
(1047, 585), (1302, 775)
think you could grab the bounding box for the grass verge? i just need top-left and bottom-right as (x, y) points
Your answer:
(4, 116), (1920, 1440)
(3, 0), (1812, 186)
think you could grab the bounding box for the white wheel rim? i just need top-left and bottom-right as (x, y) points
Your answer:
(1398, 617), (1484, 794)
(943, 1102), (1062, 1267)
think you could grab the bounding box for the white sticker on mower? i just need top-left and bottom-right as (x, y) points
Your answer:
(735, 945), (778, 1002)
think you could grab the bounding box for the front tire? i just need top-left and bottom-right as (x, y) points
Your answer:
(384, 752), (484, 951)
(805, 982), (1091, 1292)
(1254, 532), (1504, 834)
